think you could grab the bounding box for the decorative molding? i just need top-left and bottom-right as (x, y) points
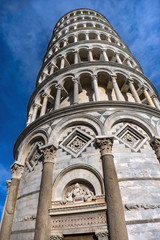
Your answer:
(51, 211), (107, 229)
(125, 203), (160, 210)
(50, 201), (107, 216)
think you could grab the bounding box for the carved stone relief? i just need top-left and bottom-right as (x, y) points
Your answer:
(59, 128), (94, 157)
(114, 124), (147, 152)
(95, 231), (109, 240)
(50, 236), (63, 240)
(64, 183), (95, 204)
(25, 140), (44, 171)
(125, 203), (160, 210)
(150, 137), (160, 162)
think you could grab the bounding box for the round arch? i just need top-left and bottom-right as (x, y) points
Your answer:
(103, 111), (156, 138)
(52, 164), (104, 201)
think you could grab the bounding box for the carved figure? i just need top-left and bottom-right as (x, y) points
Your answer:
(64, 183), (95, 203)
(84, 189), (95, 202)
(72, 183), (84, 197)
(65, 192), (73, 203)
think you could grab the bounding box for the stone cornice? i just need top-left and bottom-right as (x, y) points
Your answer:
(15, 101), (160, 158)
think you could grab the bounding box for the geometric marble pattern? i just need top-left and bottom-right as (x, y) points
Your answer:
(59, 128), (94, 157)
(114, 124), (147, 152)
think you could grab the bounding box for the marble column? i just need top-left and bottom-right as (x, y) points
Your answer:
(108, 36), (112, 42)
(0, 163), (24, 240)
(74, 35), (78, 42)
(127, 59), (132, 68)
(116, 53), (122, 64)
(88, 49), (93, 61)
(27, 111), (33, 126)
(92, 75), (100, 101)
(128, 79), (141, 103)
(34, 145), (56, 240)
(63, 39), (67, 47)
(111, 75), (123, 101)
(86, 33), (89, 40)
(31, 103), (40, 122)
(54, 84), (62, 110)
(150, 137), (160, 162)
(143, 87), (155, 107)
(97, 34), (101, 40)
(74, 51), (79, 64)
(103, 50), (109, 61)
(40, 93), (49, 117)
(60, 57), (65, 69)
(72, 77), (79, 104)
(151, 95), (160, 109)
(96, 137), (128, 240)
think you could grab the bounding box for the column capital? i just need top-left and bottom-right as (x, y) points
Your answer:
(92, 74), (97, 80)
(141, 85), (148, 91)
(55, 83), (63, 90)
(50, 235), (63, 240)
(6, 180), (11, 189)
(150, 137), (160, 162)
(72, 77), (79, 84)
(151, 94), (157, 99)
(96, 136), (114, 156)
(11, 162), (24, 179)
(111, 74), (117, 80)
(127, 78), (134, 84)
(39, 144), (56, 164)
(34, 102), (42, 108)
(95, 230), (109, 240)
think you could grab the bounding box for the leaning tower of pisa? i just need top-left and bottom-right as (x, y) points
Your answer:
(1, 8), (160, 240)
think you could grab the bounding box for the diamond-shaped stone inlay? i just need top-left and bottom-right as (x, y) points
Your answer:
(115, 124), (147, 152)
(59, 128), (94, 157)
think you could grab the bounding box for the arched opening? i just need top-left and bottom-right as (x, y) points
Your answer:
(89, 32), (97, 40)
(68, 35), (74, 44)
(78, 33), (86, 41)
(66, 51), (74, 65)
(92, 48), (101, 60)
(106, 49), (114, 61)
(100, 34), (107, 41)
(86, 23), (92, 28)
(97, 72), (112, 101)
(79, 48), (89, 62)
(60, 77), (74, 107)
(79, 73), (94, 102)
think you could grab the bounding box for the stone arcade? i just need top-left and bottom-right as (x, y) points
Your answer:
(1, 8), (160, 240)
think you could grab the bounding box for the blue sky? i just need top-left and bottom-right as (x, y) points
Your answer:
(0, 0), (160, 219)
